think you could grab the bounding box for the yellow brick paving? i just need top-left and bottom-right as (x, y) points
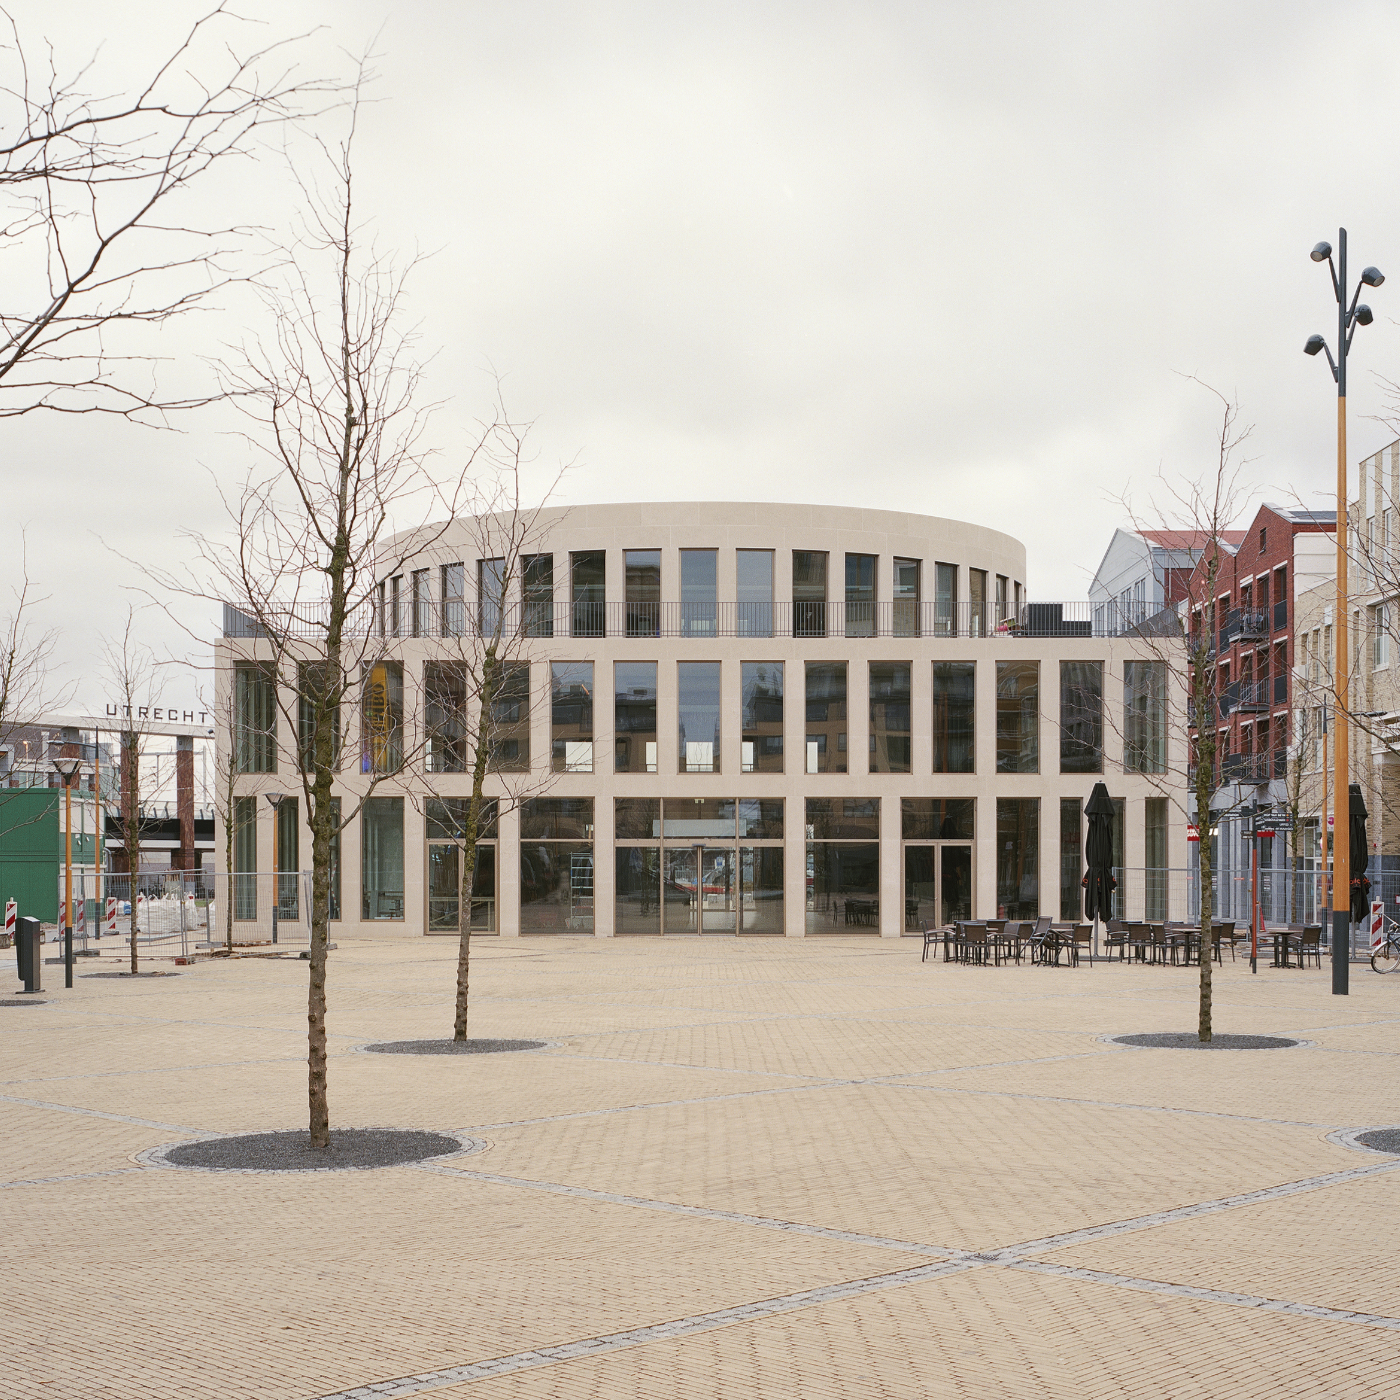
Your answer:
(2, 936), (1399, 1399)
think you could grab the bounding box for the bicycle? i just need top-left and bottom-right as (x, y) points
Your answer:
(1371, 916), (1400, 974)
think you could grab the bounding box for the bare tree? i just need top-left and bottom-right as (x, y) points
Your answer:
(0, 534), (67, 757)
(1, 3), (335, 420)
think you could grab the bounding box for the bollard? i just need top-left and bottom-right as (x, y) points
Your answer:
(17, 915), (41, 993)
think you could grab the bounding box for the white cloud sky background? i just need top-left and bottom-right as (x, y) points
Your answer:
(8, 0), (1400, 704)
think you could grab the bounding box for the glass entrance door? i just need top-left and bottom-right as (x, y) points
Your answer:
(700, 847), (735, 932)
(903, 843), (974, 930)
(664, 847), (698, 932)
(663, 846), (739, 932)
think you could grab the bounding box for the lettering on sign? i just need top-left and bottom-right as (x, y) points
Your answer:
(104, 705), (209, 723)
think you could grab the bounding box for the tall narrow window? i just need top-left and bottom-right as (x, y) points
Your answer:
(361, 796), (404, 920)
(1145, 796), (1167, 920)
(572, 550), (606, 638)
(794, 551), (828, 638)
(845, 553), (876, 638)
(233, 795), (257, 920)
(275, 797), (299, 919)
(551, 662), (594, 772)
(614, 662), (657, 773)
(1124, 661), (1166, 774)
(1059, 661), (1103, 773)
(1060, 797), (1082, 922)
(361, 661), (404, 774)
(737, 550), (773, 637)
(997, 797), (1039, 919)
(932, 662), (974, 773)
(869, 662), (911, 773)
(996, 661), (1039, 774)
(297, 661), (340, 774)
(625, 550), (660, 637)
(389, 575), (402, 636)
(681, 549), (717, 637)
(894, 558), (920, 637)
(411, 569), (430, 638)
(489, 662), (530, 771)
(805, 662), (846, 773)
(741, 661), (784, 773)
(523, 554), (554, 638)
(478, 557), (506, 639)
(235, 663), (276, 774)
(969, 568), (988, 637)
(935, 562), (957, 636)
(440, 563), (464, 637)
(328, 796), (341, 921)
(425, 661), (467, 773)
(678, 661), (721, 772)
(996, 575), (1009, 625)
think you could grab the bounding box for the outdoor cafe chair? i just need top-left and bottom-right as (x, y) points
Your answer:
(920, 920), (943, 964)
(1300, 926), (1323, 968)
(959, 925), (991, 966)
(1071, 925), (1093, 966)
(1103, 921), (1129, 960)
(1124, 922), (1150, 963)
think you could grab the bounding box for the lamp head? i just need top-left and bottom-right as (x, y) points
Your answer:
(1304, 334), (1327, 356)
(1311, 241), (1333, 263)
(1362, 265), (1385, 287)
(264, 791), (286, 809)
(51, 755), (81, 783)
(1357, 304), (1374, 326)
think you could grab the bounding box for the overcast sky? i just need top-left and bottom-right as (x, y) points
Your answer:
(9, 0), (1400, 706)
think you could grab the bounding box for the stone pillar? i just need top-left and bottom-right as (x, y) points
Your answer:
(174, 736), (195, 871)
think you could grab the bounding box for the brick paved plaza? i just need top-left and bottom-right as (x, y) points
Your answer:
(3, 936), (1400, 1399)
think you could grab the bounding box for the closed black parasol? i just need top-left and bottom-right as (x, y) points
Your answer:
(1083, 782), (1116, 923)
(1349, 783), (1371, 923)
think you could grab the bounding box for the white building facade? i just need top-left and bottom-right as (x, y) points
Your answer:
(216, 502), (1185, 939)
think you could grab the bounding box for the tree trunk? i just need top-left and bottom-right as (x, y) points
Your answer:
(307, 774), (331, 1149)
(454, 652), (498, 1042)
(1194, 625), (1215, 1043)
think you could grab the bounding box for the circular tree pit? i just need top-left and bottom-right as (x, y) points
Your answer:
(1110, 1032), (1300, 1050)
(160, 1128), (469, 1173)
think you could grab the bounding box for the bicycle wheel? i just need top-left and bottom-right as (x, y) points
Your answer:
(1372, 938), (1400, 974)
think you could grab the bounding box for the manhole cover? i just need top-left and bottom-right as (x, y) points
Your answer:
(155, 1128), (473, 1173)
(361, 1038), (548, 1055)
(81, 971), (180, 978)
(1355, 1128), (1400, 1155)
(1, 998), (46, 1006)
(1110, 1032), (1300, 1050)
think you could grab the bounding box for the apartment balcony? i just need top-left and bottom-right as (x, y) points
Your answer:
(1219, 752), (1286, 783)
(1235, 680), (1270, 712)
(1223, 609), (1269, 645)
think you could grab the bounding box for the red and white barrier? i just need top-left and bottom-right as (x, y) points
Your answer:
(105, 897), (117, 936)
(1371, 900), (1385, 955)
(4, 899), (15, 940)
(58, 898), (65, 929)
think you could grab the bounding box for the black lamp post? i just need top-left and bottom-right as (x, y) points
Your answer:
(265, 791), (285, 943)
(52, 755), (82, 987)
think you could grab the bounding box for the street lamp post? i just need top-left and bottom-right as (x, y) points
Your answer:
(52, 755), (82, 988)
(265, 792), (285, 945)
(1305, 229), (1384, 996)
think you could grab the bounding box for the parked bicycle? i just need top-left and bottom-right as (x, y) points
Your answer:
(1371, 916), (1400, 974)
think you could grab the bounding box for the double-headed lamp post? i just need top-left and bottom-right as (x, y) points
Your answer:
(1304, 228), (1384, 996)
(265, 791), (285, 944)
(52, 755), (82, 989)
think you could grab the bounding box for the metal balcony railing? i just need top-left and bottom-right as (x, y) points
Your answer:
(1223, 609), (1269, 644)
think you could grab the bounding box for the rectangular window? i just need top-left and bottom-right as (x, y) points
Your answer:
(489, 662), (530, 771)
(233, 795), (257, 920)
(894, 558), (920, 637)
(275, 796), (299, 919)
(521, 798), (594, 932)
(328, 796), (341, 921)
(996, 660), (1039, 774)
(793, 550), (828, 638)
(425, 661), (467, 773)
(234, 663), (277, 774)
(551, 662), (594, 772)
(615, 662), (658, 774)
(805, 797), (880, 839)
(1060, 797), (1082, 922)
(900, 798), (974, 841)
(521, 797), (594, 839)
(523, 554), (554, 638)
(805, 661), (847, 773)
(678, 661), (721, 772)
(297, 661), (340, 774)
(440, 563), (464, 637)
(572, 550), (606, 638)
(737, 549), (773, 637)
(932, 662), (975, 774)
(1124, 661), (1166, 774)
(996, 575), (1009, 625)
(869, 662), (911, 773)
(625, 549), (661, 638)
(390, 575), (402, 636)
(969, 568), (988, 636)
(615, 797), (660, 839)
(360, 661), (404, 774)
(681, 549), (717, 637)
(615, 847), (662, 935)
(411, 569), (430, 638)
(663, 796), (735, 839)
(738, 798), (784, 838)
(845, 553), (876, 638)
(805, 798), (880, 934)
(741, 661), (783, 773)
(935, 562), (957, 636)
(996, 797), (1039, 920)
(361, 796), (404, 920)
(1145, 796), (1167, 920)
(1059, 661), (1103, 774)
(1373, 604), (1390, 668)
(478, 557), (506, 638)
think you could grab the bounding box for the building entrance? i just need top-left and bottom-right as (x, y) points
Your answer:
(903, 843), (973, 930)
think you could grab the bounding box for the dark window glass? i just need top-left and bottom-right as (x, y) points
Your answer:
(1145, 796), (1167, 920)
(681, 549), (717, 637)
(478, 557), (506, 638)
(845, 553), (876, 638)
(520, 797), (594, 840)
(489, 661), (530, 772)
(894, 558), (920, 637)
(794, 550), (828, 637)
(737, 550), (773, 637)
(361, 661), (404, 774)
(426, 798), (499, 840)
(235, 663), (277, 774)
(625, 550), (660, 637)
(233, 795), (257, 920)
(440, 563), (465, 637)
(996, 660), (1039, 774)
(614, 661), (657, 773)
(616, 847), (661, 935)
(523, 554), (554, 638)
(900, 798), (974, 841)
(969, 568), (988, 637)
(739, 847), (784, 933)
(1060, 797), (1082, 922)
(806, 843), (880, 933)
(572, 550), (606, 638)
(614, 797), (660, 839)
(424, 661), (467, 773)
(805, 662), (846, 773)
(662, 797), (735, 839)
(551, 662), (594, 773)
(427, 842), (496, 932)
(869, 662), (911, 773)
(996, 797), (1038, 919)
(297, 661), (340, 774)
(1059, 661), (1103, 774)
(275, 796), (299, 918)
(1125, 661), (1166, 773)
(362, 796), (405, 920)
(678, 661), (721, 773)
(932, 662), (974, 774)
(411, 569), (431, 638)
(741, 661), (783, 773)
(738, 798), (784, 839)
(935, 563), (957, 636)
(805, 797), (879, 840)
(520, 842), (593, 932)
(328, 796), (341, 921)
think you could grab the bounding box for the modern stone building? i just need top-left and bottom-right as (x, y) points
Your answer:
(216, 502), (1185, 939)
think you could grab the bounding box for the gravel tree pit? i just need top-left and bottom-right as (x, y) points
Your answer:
(1, 998), (46, 1006)
(161, 1129), (468, 1172)
(361, 1038), (548, 1055)
(1110, 1032), (1300, 1050)
(1355, 1128), (1400, 1155)
(81, 971), (181, 979)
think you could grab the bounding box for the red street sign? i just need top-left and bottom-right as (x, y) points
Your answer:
(1187, 825), (1200, 842)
